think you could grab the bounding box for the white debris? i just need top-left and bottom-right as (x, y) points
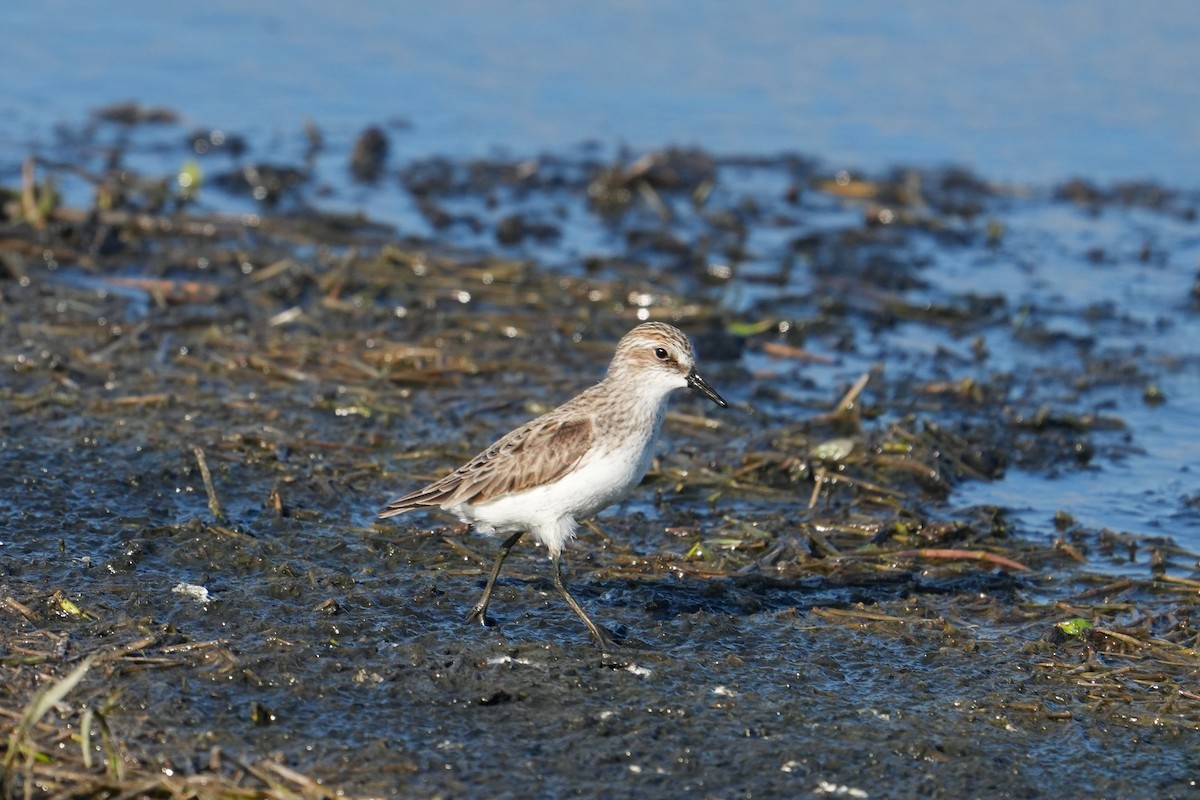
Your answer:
(171, 583), (212, 603)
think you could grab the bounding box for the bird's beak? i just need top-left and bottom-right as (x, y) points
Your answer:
(687, 369), (728, 408)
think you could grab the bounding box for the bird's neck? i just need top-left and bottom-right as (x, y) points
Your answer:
(585, 374), (674, 456)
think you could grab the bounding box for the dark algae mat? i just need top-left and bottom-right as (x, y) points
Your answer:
(2, 109), (1198, 798)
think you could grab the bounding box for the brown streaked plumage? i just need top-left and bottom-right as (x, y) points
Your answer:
(382, 417), (593, 511)
(379, 322), (728, 648)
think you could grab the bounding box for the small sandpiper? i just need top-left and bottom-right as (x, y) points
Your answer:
(379, 322), (728, 648)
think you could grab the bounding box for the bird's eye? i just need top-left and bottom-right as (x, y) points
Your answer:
(654, 347), (669, 360)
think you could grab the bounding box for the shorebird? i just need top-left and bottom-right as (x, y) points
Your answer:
(379, 322), (727, 648)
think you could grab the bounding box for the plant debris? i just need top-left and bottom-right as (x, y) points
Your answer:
(2, 110), (1198, 797)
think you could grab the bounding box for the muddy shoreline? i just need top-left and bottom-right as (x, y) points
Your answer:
(2, 113), (1198, 798)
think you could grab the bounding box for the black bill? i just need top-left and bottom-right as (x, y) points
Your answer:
(687, 369), (728, 408)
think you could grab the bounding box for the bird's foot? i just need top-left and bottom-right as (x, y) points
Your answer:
(590, 621), (646, 652)
(465, 602), (493, 627)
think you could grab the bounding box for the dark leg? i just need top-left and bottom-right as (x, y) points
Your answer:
(551, 550), (618, 650)
(466, 531), (524, 626)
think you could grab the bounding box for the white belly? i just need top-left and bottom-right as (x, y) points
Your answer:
(448, 436), (656, 557)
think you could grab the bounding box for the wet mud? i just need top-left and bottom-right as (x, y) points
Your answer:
(1, 108), (1198, 798)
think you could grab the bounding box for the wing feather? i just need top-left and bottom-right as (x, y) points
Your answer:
(379, 414), (594, 517)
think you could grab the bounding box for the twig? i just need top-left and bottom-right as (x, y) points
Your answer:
(894, 548), (1030, 572)
(834, 372), (871, 414)
(806, 465), (824, 509)
(193, 447), (223, 521)
(2, 597), (42, 622)
(811, 606), (941, 624)
(21, 156), (44, 229)
(759, 341), (835, 364)
(803, 525), (842, 558)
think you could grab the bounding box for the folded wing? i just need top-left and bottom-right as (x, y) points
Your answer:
(379, 415), (594, 518)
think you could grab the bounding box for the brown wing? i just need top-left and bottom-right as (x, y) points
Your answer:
(378, 414), (593, 518)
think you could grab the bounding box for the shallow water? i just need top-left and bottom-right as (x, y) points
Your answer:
(3, 6), (1200, 797)
(7, 123), (1199, 555)
(5, 138), (1200, 795)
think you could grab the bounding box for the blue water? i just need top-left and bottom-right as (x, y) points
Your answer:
(946, 204), (1200, 563)
(3, 0), (1199, 185)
